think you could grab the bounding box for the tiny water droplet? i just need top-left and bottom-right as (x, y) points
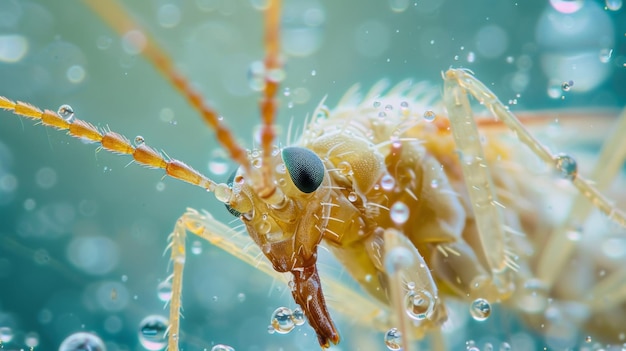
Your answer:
(57, 104), (74, 122)
(270, 307), (295, 334)
(373, 101), (381, 108)
(291, 307), (305, 326)
(390, 201), (410, 225)
(381, 174), (396, 191)
(211, 345), (235, 351)
(554, 153), (577, 180)
(384, 328), (402, 350)
(348, 191), (358, 202)
(470, 298), (491, 321)
(404, 289), (435, 320)
(561, 80), (573, 92)
(134, 135), (145, 146)
(423, 110), (436, 122)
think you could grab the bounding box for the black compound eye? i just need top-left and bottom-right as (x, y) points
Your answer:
(281, 146), (325, 193)
(224, 169), (241, 217)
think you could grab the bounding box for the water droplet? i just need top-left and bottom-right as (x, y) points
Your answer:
(67, 65), (86, 84)
(134, 135), (145, 146)
(373, 101), (382, 108)
(430, 179), (439, 189)
(384, 246), (414, 275)
(390, 201), (410, 225)
(606, 0), (623, 10)
(237, 292), (246, 302)
(59, 332), (105, 351)
(57, 104), (74, 122)
(554, 153), (577, 180)
(561, 80), (574, 92)
(404, 289), (435, 320)
(191, 240), (202, 255)
(423, 110), (436, 122)
(389, 0), (410, 12)
(138, 315), (168, 351)
(384, 328), (402, 350)
(208, 149), (230, 176)
(467, 51), (476, 63)
(267, 325), (275, 334)
(0, 327), (13, 343)
(549, 0), (583, 13)
(385, 104), (393, 111)
(267, 68), (286, 83)
(348, 191), (358, 202)
(211, 345), (235, 351)
(499, 342), (512, 351)
(381, 174), (395, 191)
(248, 60), (266, 92)
(25, 332), (39, 348)
(157, 280), (172, 302)
(378, 111), (387, 119)
(292, 307), (305, 326)
(270, 307), (295, 334)
(157, 4), (181, 28)
(470, 298), (491, 321)
(585, 335), (592, 343)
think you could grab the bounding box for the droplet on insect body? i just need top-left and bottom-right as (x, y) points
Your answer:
(270, 306), (295, 334)
(348, 191), (358, 202)
(138, 315), (168, 351)
(57, 104), (74, 122)
(384, 328), (402, 350)
(211, 345), (235, 351)
(59, 332), (105, 351)
(423, 110), (436, 122)
(554, 153), (577, 180)
(134, 135), (145, 146)
(381, 174), (396, 191)
(470, 298), (492, 321)
(384, 246), (414, 275)
(390, 201), (409, 225)
(404, 289), (435, 321)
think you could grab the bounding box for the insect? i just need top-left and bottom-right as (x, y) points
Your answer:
(1, 0), (625, 350)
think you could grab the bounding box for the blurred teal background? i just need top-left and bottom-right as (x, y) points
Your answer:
(0, 0), (624, 350)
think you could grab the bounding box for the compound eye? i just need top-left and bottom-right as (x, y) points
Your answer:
(224, 169), (241, 217)
(281, 146), (325, 193)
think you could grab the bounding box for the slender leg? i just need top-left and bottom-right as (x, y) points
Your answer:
(442, 70), (513, 297)
(383, 228), (447, 351)
(443, 69), (626, 297)
(164, 208), (390, 349)
(538, 107), (626, 291)
(80, 0), (250, 172)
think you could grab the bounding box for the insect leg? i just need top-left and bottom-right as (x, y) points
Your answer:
(164, 213), (188, 351)
(444, 69), (626, 227)
(537, 109), (626, 292)
(383, 228), (447, 351)
(175, 209), (390, 336)
(80, 0), (251, 172)
(441, 70), (513, 297)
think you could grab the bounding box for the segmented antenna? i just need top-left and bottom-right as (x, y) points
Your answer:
(0, 97), (220, 193)
(81, 0), (251, 174)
